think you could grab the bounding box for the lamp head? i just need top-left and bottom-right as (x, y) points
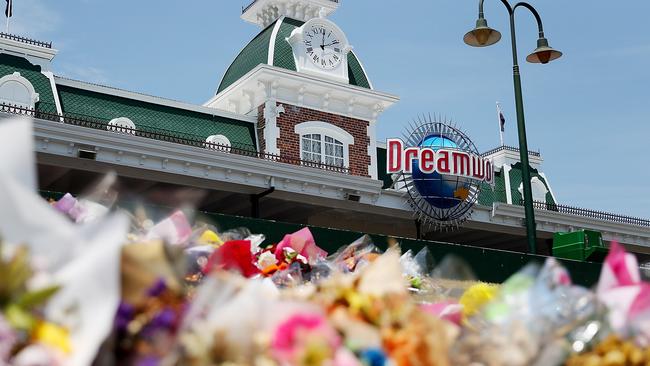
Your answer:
(463, 18), (502, 47)
(526, 37), (563, 64)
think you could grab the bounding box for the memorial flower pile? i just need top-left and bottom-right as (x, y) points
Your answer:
(2, 117), (650, 365)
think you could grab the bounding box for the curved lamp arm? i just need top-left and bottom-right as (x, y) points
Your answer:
(478, 0), (544, 39)
(513, 2), (545, 39)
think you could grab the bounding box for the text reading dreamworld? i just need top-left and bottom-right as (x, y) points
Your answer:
(386, 139), (494, 185)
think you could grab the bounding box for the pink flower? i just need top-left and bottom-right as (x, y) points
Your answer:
(274, 228), (327, 264)
(146, 210), (193, 246)
(0, 314), (16, 362)
(271, 313), (341, 364)
(420, 301), (463, 325)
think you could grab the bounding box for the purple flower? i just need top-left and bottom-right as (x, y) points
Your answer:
(115, 302), (135, 333)
(147, 279), (167, 297)
(136, 355), (161, 366)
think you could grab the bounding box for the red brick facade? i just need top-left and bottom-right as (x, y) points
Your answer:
(260, 103), (370, 177)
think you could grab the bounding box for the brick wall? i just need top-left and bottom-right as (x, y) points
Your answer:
(262, 103), (370, 177)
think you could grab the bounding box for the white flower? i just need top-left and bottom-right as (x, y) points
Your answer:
(258, 251), (278, 269)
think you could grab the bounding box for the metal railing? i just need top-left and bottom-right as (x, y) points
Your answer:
(0, 33), (52, 49)
(0, 103), (350, 175)
(525, 200), (650, 227)
(482, 145), (541, 157)
(242, 0), (340, 14)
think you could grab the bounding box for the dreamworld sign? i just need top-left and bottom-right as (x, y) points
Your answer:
(386, 138), (494, 185)
(386, 118), (493, 228)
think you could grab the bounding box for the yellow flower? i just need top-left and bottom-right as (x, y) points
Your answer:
(198, 230), (223, 248)
(459, 283), (499, 319)
(33, 322), (72, 354)
(344, 289), (371, 315)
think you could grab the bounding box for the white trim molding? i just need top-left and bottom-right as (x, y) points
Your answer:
(262, 100), (284, 155)
(294, 121), (354, 145)
(0, 37), (58, 70)
(0, 72), (40, 109)
(41, 71), (63, 115)
(267, 17), (285, 65)
(205, 64), (399, 122)
(503, 164), (513, 204)
(367, 120), (378, 180)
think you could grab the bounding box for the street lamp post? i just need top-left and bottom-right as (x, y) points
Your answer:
(463, 0), (562, 254)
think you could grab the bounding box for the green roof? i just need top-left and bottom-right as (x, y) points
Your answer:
(217, 17), (372, 93)
(0, 54), (58, 114)
(57, 85), (257, 151)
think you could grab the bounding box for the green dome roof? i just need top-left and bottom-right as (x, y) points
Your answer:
(217, 17), (372, 94)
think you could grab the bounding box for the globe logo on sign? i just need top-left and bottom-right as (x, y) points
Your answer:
(387, 116), (494, 229)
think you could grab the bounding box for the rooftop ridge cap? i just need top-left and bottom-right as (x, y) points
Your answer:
(54, 75), (187, 104)
(54, 75), (256, 122)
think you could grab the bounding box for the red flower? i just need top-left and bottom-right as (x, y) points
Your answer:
(203, 240), (260, 278)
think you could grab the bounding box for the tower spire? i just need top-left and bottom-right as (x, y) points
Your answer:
(241, 0), (340, 28)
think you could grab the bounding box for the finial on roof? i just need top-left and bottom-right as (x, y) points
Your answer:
(241, 0), (341, 28)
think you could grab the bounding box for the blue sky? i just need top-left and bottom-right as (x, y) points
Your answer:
(11, 0), (650, 218)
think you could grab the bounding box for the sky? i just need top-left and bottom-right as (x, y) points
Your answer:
(10, 0), (650, 218)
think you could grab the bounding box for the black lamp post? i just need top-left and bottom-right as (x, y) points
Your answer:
(463, 0), (562, 254)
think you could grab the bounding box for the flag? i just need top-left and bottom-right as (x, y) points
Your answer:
(5, 0), (12, 18)
(497, 103), (506, 132)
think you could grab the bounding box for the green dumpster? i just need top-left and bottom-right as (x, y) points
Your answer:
(553, 230), (608, 262)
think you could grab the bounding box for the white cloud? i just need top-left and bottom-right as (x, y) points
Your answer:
(57, 65), (110, 85)
(6, 0), (61, 40)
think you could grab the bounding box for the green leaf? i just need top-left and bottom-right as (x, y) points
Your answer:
(16, 285), (60, 310)
(4, 304), (36, 332)
(6, 246), (32, 295)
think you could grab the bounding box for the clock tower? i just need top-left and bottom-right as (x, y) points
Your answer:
(205, 0), (399, 179)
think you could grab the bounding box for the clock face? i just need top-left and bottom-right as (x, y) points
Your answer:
(303, 24), (343, 70)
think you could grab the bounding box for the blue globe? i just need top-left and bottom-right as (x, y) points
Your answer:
(411, 135), (471, 209)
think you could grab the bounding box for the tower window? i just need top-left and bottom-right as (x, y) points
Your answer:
(301, 133), (344, 167)
(324, 135), (344, 167)
(295, 121), (354, 169)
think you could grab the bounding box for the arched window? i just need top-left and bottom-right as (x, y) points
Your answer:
(0, 72), (39, 109)
(518, 176), (549, 203)
(107, 117), (136, 135)
(295, 121), (354, 168)
(205, 134), (232, 153)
